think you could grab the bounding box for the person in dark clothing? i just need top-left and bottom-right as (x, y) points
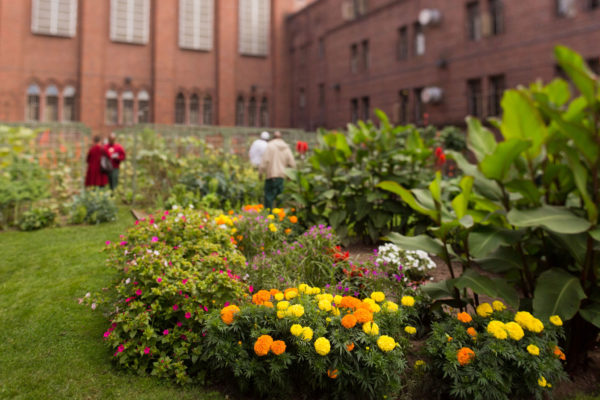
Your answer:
(85, 136), (109, 187)
(104, 132), (126, 190)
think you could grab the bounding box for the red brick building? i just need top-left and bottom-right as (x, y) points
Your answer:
(0, 0), (599, 133)
(287, 0), (600, 130)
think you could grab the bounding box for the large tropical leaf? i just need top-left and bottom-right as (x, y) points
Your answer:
(451, 176), (474, 220)
(507, 204), (592, 234)
(479, 138), (531, 182)
(555, 45), (598, 105)
(468, 226), (521, 258)
(377, 181), (437, 219)
(384, 232), (444, 256)
(466, 116), (497, 161)
(580, 301), (600, 329)
(420, 279), (457, 301)
(533, 268), (586, 320)
(476, 245), (523, 273)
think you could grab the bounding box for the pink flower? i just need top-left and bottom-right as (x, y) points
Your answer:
(149, 219), (154, 224)
(125, 297), (132, 303)
(105, 241), (111, 245)
(117, 344), (124, 352)
(203, 306), (208, 312)
(134, 220), (139, 225)
(185, 312), (191, 319)
(182, 279), (188, 285)
(163, 329), (169, 335)
(103, 331), (111, 338)
(177, 321), (182, 327)
(164, 211), (169, 215)
(172, 304), (179, 311)
(157, 277), (162, 283)
(181, 335), (187, 341)
(248, 285), (254, 293)
(151, 236), (159, 242)
(224, 302), (230, 307)
(161, 216), (166, 220)
(135, 289), (142, 296)
(119, 241), (127, 246)
(144, 347), (150, 355)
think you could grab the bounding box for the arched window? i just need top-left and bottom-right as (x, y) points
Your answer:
(122, 91), (134, 125)
(26, 84), (40, 121)
(105, 89), (119, 125)
(235, 96), (245, 126)
(137, 90), (150, 123)
(62, 86), (76, 121)
(248, 97), (256, 127)
(203, 95), (213, 125)
(189, 94), (200, 125)
(259, 97), (268, 127)
(175, 93), (186, 124)
(45, 85), (59, 122)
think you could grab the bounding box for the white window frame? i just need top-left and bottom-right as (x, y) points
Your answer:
(110, 0), (150, 44)
(31, 0), (78, 37)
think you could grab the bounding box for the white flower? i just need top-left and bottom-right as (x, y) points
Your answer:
(188, 204), (194, 209)
(172, 205), (179, 210)
(125, 278), (131, 285)
(85, 292), (91, 298)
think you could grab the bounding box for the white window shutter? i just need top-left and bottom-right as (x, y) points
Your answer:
(32, 0), (77, 37)
(111, 0), (149, 44)
(239, 0), (270, 56)
(180, 0), (213, 51)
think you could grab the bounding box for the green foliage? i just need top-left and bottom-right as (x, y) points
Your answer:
(425, 305), (567, 400)
(283, 111), (449, 243)
(69, 189), (117, 225)
(18, 207), (56, 231)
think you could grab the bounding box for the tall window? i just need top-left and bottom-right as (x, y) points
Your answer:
(489, 0), (504, 35)
(397, 26), (408, 60)
(62, 86), (76, 122)
(318, 84), (325, 108)
(467, 78), (483, 118)
(350, 98), (359, 123)
(175, 93), (186, 124)
(248, 97), (257, 127)
(467, 2), (481, 41)
(414, 23), (425, 56)
(26, 84), (41, 122)
(189, 94), (200, 125)
(31, 0), (77, 37)
(235, 96), (245, 126)
(556, 0), (576, 17)
(318, 38), (325, 60)
(299, 88), (306, 109)
(122, 91), (134, 124)
(110, 0), (150, 44)
(488, 75), (505, 116)
(398, 89), (409, 124)
(259, 98), (269, 127)
(352, 0), (368, 17)
(45, 85), (59, 122)
(361, 40), (370, 71)
(138, 90), (150, 123)
(179, 0), (214, 51)
(590, 0), (599, 10)
(413, 88), (423, 125)
(238, 0), (270, 56)
(105, 90), (119, 125)
(361, 96), (370, 121)
(350, 43), (358, 73)
(203, 95), (213, 125)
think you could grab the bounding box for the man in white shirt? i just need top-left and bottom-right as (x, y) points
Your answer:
(249, 131), (270, 167)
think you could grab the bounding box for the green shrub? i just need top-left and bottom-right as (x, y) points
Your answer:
(425, 303), (567, 400)
(69, 189), (117, 224)
(18, 207), (56, 231)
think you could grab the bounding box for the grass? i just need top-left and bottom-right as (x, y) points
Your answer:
(0, 208), (224, 400)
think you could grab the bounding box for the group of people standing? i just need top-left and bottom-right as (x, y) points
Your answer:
(249, 131), (296, 210)
(85, 132), (126, 190)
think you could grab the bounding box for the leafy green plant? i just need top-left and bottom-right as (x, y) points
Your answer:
(69, 189), (117, 225)
(18, 207), (56, 231)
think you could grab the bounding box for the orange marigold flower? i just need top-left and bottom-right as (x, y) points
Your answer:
(457, 347), (475, 366)
(285, 228), (292, 235)
(263, 301), (274, 308)
(254, 335), (273, 356)
(252, 290), (271, 305)
(457, 312), (473, 323)
(289, 216), (298, 224)
(339, 296), (362, 310)
(553, 346), (566, 361)
(327, 369), (339, 379)
(447, 336), (453, 342)
(341, 314), (357, 329)
(353, 308), (373, 324)
(346, 343), (355, 351)
(467, 327), (477, 337)
(270, 340), (286, 355)
(270, 289), (281, 296)
(228, 210), (235, 215)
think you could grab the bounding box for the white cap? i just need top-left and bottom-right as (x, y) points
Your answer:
(260, 131), (270, 140)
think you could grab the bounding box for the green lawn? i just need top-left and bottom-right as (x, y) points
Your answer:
(0, 208), (224, 400)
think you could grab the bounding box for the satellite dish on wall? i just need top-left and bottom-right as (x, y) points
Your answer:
(418, 9), (442, 26)
(421, 87), (444, 104)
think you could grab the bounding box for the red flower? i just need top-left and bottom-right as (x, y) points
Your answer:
(296, 141), (309, 154)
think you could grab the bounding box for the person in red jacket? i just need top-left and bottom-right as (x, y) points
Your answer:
(85, 136), (109, 188)
(104, 132), (126, 190)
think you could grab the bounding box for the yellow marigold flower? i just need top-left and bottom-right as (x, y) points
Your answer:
(476, 303), (493, 317)
(538, 376), (547, 387)
(331, 307), (340, 316)
(414, 360), (426, 369)
(504, 322), (524, 341)
(486, 320), (508, 340)
(277, 301), (290, 311)
(268, 223), (277, 232)
(363, 298), (381, 313)
(312, 287), (321, 294)
(384, 301), (398, 312)
(370, 292), (385, 303)
(314, 337), (331, 356)
(514, 311), (544, 333)
(377, 335), (397, 352)
(284, 288), (298, 300)
(301, 327), (314, 341)
(289, 304), (305, 317)
(405, 326), (417, 335)
(290, 324), (303, 337)
(270, 340), (286, 355)
(318, 299), (332, 312)
(492, 301), (506, 311)
(274, 293), (284, 301)
(549, 315), (563, 326)
(527, 344), (540, 356)
(272, 208), (282, 215)
(457, 312), (472, 323)
(401, 296), (415, 307)
(363, 321), (380, 335)
(277, 311), (285, 319)
(333, 295), (343, 306)
(231, 227), (237, 234)
(267, 214), (275, 220)
(298, 284), (308, 293)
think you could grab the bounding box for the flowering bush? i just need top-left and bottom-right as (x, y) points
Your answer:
(202, 285), (420, 399)
(69, 189), (117, 225)
(375, 244), (436, 283)
(424, 302), (567, 400)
